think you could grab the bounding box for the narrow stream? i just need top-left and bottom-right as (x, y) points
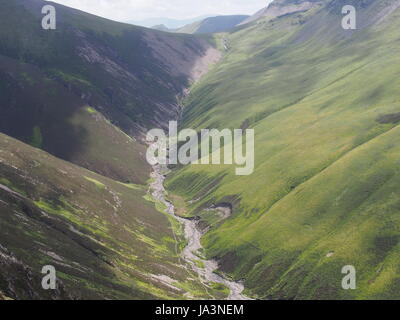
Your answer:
(149, 163), (251, 300)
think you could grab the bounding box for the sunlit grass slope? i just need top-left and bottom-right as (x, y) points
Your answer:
(167, 0), (400, 299)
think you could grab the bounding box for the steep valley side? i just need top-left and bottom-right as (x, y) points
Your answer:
(0, 0), (220, 184)
(166, 0), (400, 300)
(0, 0), (224, 300)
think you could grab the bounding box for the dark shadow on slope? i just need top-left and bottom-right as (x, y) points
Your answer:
(0, 55), (88, 161)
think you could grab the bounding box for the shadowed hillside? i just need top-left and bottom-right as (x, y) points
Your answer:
(0, 0), (224, 300)
(0, 0), (220, 182)
(0, 132), (229, 299)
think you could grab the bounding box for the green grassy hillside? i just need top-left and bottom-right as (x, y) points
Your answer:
(167, 0), (400, 299)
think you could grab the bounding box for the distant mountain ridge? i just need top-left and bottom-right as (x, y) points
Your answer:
(151, 24), (170, 31)
(127, 15), (213, 29)
(176, 15), (250, 34)
(240, 0), (323, 25)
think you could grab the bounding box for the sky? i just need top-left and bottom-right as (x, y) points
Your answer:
(48, 0), (273, 22)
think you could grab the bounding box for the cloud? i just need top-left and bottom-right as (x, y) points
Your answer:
(48, 0), (273, 21)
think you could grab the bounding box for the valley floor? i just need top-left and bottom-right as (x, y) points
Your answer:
(149, 163), (252, 300)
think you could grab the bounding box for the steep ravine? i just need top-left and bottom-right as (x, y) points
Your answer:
(149, 163), (252, 300)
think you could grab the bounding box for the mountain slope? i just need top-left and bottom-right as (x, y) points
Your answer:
(128, 15), (213, 29)
(0, 0), (225, 300)
(0, 54), (150, 184)
(151, 24), (170, 32)
(239, 0), (323, 25)
(0, 132), (228, 299)
(177, 15), (250, 34)
(0, 0), (220, 183)
(166, 0), (400, 299)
